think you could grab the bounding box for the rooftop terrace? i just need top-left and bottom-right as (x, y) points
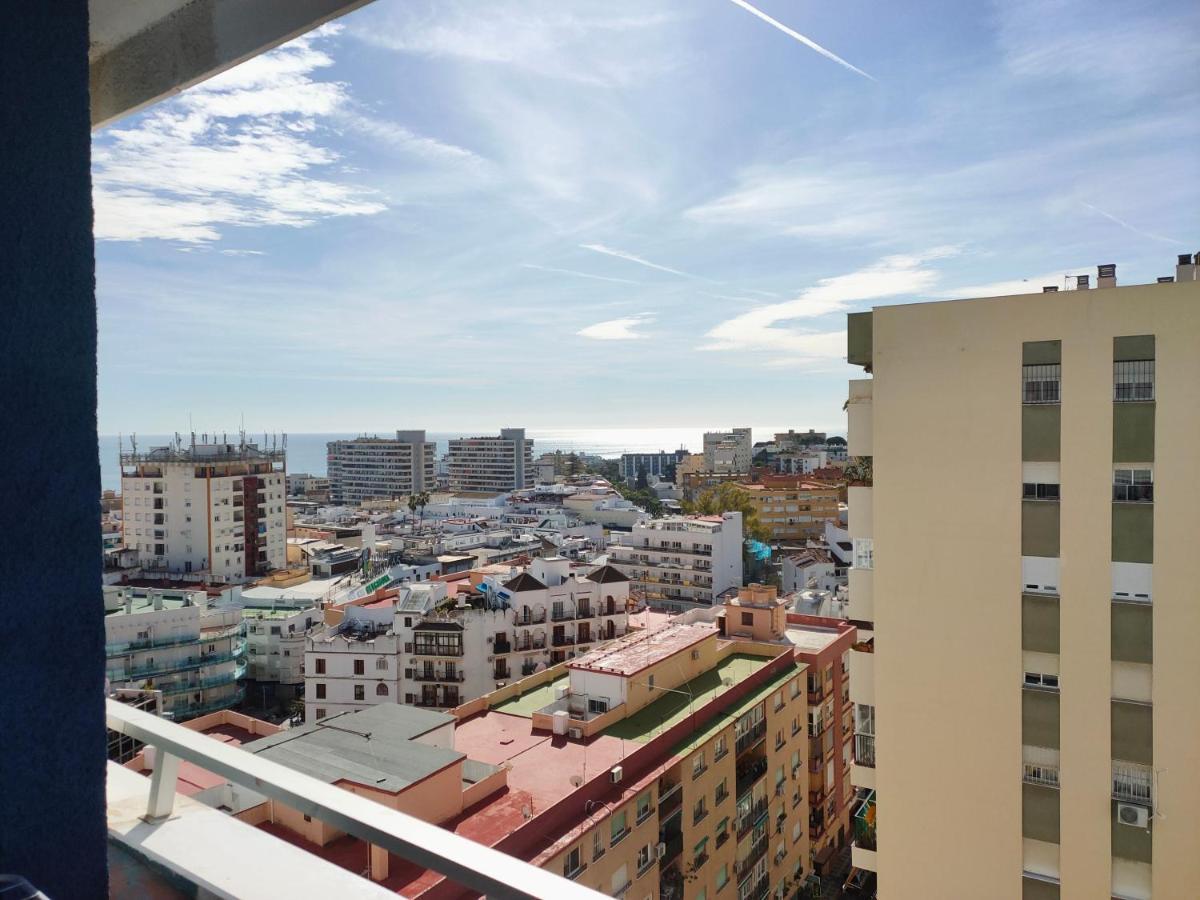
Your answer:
(568, 622), (717, 676)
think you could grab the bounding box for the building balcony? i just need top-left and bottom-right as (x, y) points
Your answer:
(551, 609), (574, 623)
(513, 636), (547, 652)
(1112, 761), (1153, 804)
(854, 733), (875, 768)
(105, 699), (592, 899)
(735, 721), (766, 757)
(551, 634), (576, 648)
(107, 640), (247, 682)
(493, 639), (512, 654)
(163, 686), (246, 720)
(412, 671), (465, 683)
(155, 661), (247, 695)
(658, 779), (683, 819)
(736, 799), (768, 837)
(737, 873), (770, 900)
(853, 790), (876, 852)
(735, 757), (767, 798)
(412, 645), (464, 657)
(733, 835), (767, 878)
(106, 623), (242, 657)
(514, 610), (547, 626)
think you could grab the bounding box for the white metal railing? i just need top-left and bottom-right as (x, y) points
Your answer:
(106, 700), (603, 900)
(1022, 762), (1060, 788)
(1112, 761), (1153, 804)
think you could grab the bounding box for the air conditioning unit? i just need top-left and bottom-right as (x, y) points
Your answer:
(1117, 803), (1150, 828)
(568, 727), (583, 740)
(609, 766), (623, 784)
(655, 842), (666, 860)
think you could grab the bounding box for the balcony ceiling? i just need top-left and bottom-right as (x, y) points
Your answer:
(89, 0), (376, 128)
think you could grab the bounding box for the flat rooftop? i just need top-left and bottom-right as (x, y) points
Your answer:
(246, 705), (462, 793)
(568, 623), (717, 676)
(491, 674), (569, 718)
(786, 624), (843, 654)
(602, 652), (773, 744)
(240, 580), (337, 604)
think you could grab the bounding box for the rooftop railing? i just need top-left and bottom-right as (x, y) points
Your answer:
(106, 699), (603, 900)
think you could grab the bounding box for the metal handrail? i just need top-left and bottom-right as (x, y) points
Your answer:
(105, 700), (603, 900)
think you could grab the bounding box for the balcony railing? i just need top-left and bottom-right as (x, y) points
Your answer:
(162, 687), (246, 720)
(107, 640), (247, 682)
(1023, 762), (1060, 788)
(735, 721), (766, 757)
(412, 644), (464, 657)
(493, 639), (512, 654)
(155, 662), (247, 695)
(513, 636), (547, 652)
(106, 623), (242, 656)
(737, 873), (769, 900)
(733, 836), (767, 878)
(514, 610), (548, 626)
(412, 671), (465, 683)
(658, 780), (683, 818)
(552, 634), (576, 647)
(735, 758), (767, 797)
(853, 790), (877, 852)
(854, 733), (876, 768)
(1112, 761), (1153, 804)
(105, 699), (599, 899)
(736, 799), (768, 837)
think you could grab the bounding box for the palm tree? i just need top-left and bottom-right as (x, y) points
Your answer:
(406, 493), (419, 521)
(416, 490), (431, 522)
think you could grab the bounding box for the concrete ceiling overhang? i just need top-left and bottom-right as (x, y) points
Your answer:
(89, 0), (375, 129)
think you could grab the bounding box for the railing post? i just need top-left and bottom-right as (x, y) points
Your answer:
(145, 749), (181, 821)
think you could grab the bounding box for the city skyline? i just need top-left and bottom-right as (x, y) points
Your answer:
(92, 0), (1198, 434)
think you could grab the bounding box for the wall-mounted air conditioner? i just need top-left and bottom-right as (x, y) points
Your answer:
(568, 727), (583, 740)
(609, 766), (623, 784)
(1117, 803), (1149, 828)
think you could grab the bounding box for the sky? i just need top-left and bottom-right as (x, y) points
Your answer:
(93, 0), (1199, 436)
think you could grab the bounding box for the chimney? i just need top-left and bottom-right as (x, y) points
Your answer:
(1076, 274), (1090, 289)
(1097, 264), (1117, 289)
(1175, 253), (1196, 283)
(152, 590), (163, 611)
(124, 592), (133, 615)
(1042, 286), (1059, 293)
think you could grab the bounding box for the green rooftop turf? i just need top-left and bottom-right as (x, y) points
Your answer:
(492, 674), (570, 718)
(601, 653), (775, 745)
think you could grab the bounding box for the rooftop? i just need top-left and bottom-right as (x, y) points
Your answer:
(568, 622), (717, 676)
(602, 651), (773, 744)
(786, 625), (843, 654)
(245, 705), (462, 793)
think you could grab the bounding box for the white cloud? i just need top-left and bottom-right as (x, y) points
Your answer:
(577, 313), (655, 340)
(700, 250), (954, 356)
(580, 243), (701, 278)
(93, 26), (386, 243)
(725, 0), (874, 81)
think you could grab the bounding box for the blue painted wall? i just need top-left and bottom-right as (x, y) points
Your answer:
(0, 2), (107, 896)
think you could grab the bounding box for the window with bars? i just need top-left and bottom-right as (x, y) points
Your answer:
(852, 537), (873, 570)
(1113, 468), (1153, 502)
(1114, 359), (1154, 401)
(1022, 364), (1061, 404)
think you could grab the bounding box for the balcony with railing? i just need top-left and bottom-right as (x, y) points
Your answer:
(735, 720), (766, 757)
(853, 790), (877, 852)
(493, 638), (512, 654)
(737, 873), (769, 900)
(104, 699), (598, 899)
(106, 623), (242, 657)
(658, 777), (683, 819)
(733, 835), (767, 878)
(735, 757), (767, 798)
(163, 686), (246, 720)
(514, 609), (548, 626)
(1112, 761), (1153, 804)
(156, 661), (247, 694)
(107, 640), (247, 682)
(735, 797), (768, 837)
(854, 733), (876, 768)
(514, 635), (547, 652)
(412, 670), (465, 683)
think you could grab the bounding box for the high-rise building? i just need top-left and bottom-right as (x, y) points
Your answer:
(844, 264), (1200, 899)
(703, 428), (753, 473)
(608, 512), (744, 609)
(120, 438), (287, 580)
(619, 449), (687, 482)
(447, 427), (534, 494)
(326, 430), (435, 505)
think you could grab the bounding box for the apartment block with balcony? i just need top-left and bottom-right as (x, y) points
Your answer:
(120, 438), (287, 581)
(242, 604), (321, 699)
(104, 586), (247, 721)
(727, 480), (841, 543)
(703, 428), (754, 474)
(608, 512), (744, 610)
(326, 430), (436, 505)
(844, 263), (1200, 899)
(446, 427), (535, 494)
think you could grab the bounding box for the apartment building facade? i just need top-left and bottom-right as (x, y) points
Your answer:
(447, 428), (535, 494)
(608, 512), (745, 609)
(703, 428), (753, 474)
(104, 586), (246, 721)
(844, 266), (1200, 899)
(326, 431), (435, 505)
(728, 480), (840, 543)
(619, 449), (687, 482)
(120, 440), (287, 580)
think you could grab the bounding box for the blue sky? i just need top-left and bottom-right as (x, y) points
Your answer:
(93, 0), (1199, 435)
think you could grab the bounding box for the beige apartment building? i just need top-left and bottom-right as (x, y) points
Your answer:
(844, 259), (1200, 899)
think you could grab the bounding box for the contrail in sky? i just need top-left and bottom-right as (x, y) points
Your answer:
(726, 0), (876, 81)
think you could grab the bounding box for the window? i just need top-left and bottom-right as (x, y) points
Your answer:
(588, 697), (610, 714)
(773, 691), (783, 711)
(693, 797), (708, 824)
(1113, 468), (1153, 502)
(714, 734), (728, 761)
(715, 816), (729, 847)
(740, 612), (754, 626)
(789, 677), (800, 699)
(354, 685), (365, 701)
(1022, 482), (1060, 500)
(610, 810), (628, 845)
(693, 750), (707, 778)
(637, 843), (653, 873)
(315, 708), (326, 719)
(715, 864), (728, 891)
(1023, 672), (1060, 691)
(1023, 363), (1061, 404)
(1114, 359), (1154, 401)
(376, 657), (388, 670)
(648, 674), (655, 691)
(593, 828), (605, 861)
(715, 778), (728, 805)
(563, 846), (582, 878)
(636, 791), (652, 823)
(314, 658), (326, 674)
(315, 683), (326, 699)
(692, 836), (709, 868)
(353, 659), (365, 675)
(376, 683), (389, 696)
(852, 537), (873, 570)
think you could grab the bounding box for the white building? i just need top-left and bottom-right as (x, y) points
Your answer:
(242, 605), (322, 698)
(326, 431), (435, 505)
(607, 512), (744, 609)
(702, 428), (753, 473)
(782, 548), (845, 594)
(104, 585), (246, 721)
(120, 438), (287, 581)
(447, 428), (534, 494)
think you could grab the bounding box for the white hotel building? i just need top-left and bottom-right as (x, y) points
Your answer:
(447, 428), (534, 494)
(120, 439), (287, 581)
(608, 511), (744, 609)
(326, 430), (435, 505)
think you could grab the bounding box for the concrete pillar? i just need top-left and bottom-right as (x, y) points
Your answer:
(369, 843), (390, 882)
(0, 1), (107, 896)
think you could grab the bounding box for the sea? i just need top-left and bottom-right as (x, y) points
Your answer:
(98, 427), (793, 491)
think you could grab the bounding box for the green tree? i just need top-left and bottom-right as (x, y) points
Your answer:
(407, 493), (419, 520)
(586, 458), (622, 484)
(415, 490), (431, 520)
(682, 482), (774, 583)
